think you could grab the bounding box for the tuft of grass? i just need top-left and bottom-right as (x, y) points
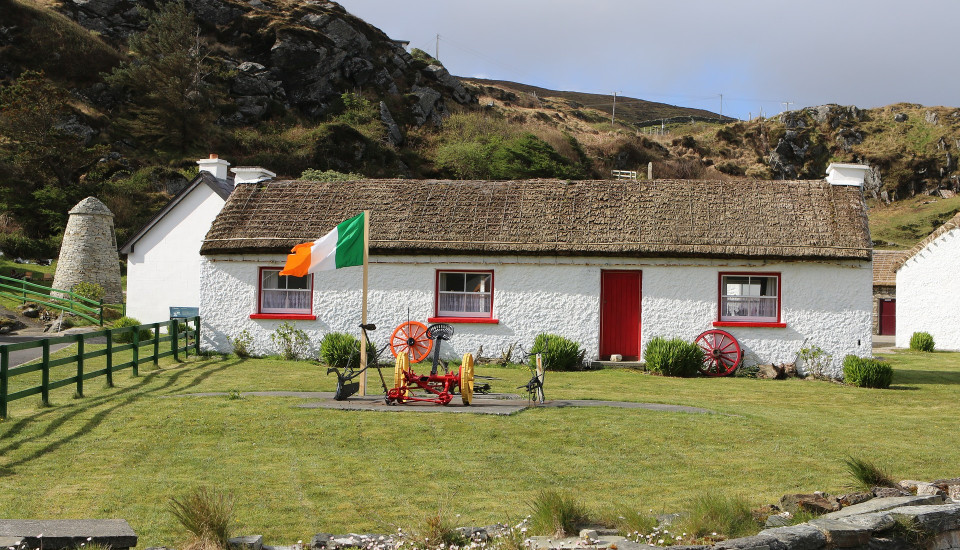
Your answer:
(599, 505), (658, 537)
(415, 508), (466, 549)
(675, 493), (759, 541)
(843, 456), (896, 490)
(169, 487), (234, 550)
(528, 490), (590, 538)
(909, 332), (935, 352)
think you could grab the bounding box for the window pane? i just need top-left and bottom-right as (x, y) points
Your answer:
(720, 275), (778, 321)
(465, 273), (489, 292)
(440, 272), (465, 292)
(262, 270), (279, 290)
(282, 275), (310, 290)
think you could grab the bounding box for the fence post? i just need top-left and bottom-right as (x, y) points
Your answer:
(153, 323), (160, 367)
(106, 330), (114, 387)
(99, 300), (103, 326)
(194, 316), (201, 355)
(76, 335), (84, 398)
(132, 326), (139, 377)
(171, 320), (179, 362)
(1, 346), (8, 419)
(41, 339), (50, 406)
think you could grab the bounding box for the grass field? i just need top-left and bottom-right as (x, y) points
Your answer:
(0, 350), (958, 547)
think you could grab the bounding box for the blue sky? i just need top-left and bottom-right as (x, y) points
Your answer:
(339, 0), (958, 121)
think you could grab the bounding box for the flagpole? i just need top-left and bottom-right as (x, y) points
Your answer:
(359, 210), (370, 396)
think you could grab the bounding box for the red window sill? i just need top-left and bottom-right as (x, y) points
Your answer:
(250, 313), (317, 320)
(713, 321), (786, 328)
(427, 317), (499, 324)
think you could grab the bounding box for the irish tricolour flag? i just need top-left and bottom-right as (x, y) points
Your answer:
(279, 212), (365, 276)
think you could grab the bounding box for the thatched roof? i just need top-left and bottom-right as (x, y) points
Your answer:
(200, 179), (872, 261)
(895, 211), (960, 270)
(873, 250), (906, 286)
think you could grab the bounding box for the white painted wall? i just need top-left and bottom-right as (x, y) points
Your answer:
(896, 227), (960, 350)
(126, 185), (225, 324)
(199, 254), (872, 378)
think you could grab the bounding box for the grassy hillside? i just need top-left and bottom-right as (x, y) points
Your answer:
(869, 194), (960, 249)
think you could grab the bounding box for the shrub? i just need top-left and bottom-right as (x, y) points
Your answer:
(798, 344), (833, 379)
(676, 493), (758, 540)
(112, 316), (152, 344)
(843, 456), (895, 489)
(169, 487), (233, 549)
(528, 490), (590, 538)
(300, 168), (363, 182)
(270, 321), (309, 360)
(72, 281), (105, 302)
(416, 508), (466, 548)
(842, 355), (893, 388)
(909, 331), (935, 352)
(644, 337), (703, 377)
(229, 329), (253, 358)
(319, 332), (376, 369)
(528, 333), (585, 371)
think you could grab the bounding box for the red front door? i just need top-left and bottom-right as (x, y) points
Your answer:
(879, 299), (896, 335)
(599, 271), (641, 360)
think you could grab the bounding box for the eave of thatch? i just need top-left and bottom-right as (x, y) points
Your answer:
(200, 179), (872, 261)
(872, 250), (906, 286)
(894, 211), (960, 271)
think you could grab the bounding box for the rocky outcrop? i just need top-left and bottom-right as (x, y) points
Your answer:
(57, 0), (474, 127)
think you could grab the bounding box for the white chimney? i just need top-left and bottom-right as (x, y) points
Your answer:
(196, 153), (230, 180)
(825, 163), (870, 187)
(231, 166), (277, 184)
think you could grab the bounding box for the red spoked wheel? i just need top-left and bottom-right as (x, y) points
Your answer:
(695, 329), (742, 376)
(390, 321), (433, 363)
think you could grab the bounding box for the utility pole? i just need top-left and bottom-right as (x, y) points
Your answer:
(435, 34), (440, 60)
(719, 93), (723, 117)
(781, 101), (794, 113)
(611, 91), (617, 125)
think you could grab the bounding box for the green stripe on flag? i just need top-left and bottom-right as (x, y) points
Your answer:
(335, 212), (364, 268)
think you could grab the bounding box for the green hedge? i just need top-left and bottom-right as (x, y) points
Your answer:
(320, 332), (376, 369)
(529, 333), (585, 371)
(645, 337), (703, 377)
(112, 316), (152, 343)
(842, 355), (893, 389)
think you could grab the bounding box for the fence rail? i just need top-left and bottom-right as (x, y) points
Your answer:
(0, 274), (105, 325)
(0, 316), (200, 418)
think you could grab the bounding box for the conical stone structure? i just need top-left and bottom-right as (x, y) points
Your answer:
(52, 197), (123, 304)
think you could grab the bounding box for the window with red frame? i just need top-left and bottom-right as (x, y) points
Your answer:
(435, 271), (493, 318)
(719, 273), (780, 323)
(259, 268), (313, 315)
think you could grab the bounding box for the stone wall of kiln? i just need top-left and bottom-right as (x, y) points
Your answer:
(52, 197), (123, 303)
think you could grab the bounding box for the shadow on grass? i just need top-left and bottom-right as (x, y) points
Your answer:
(892, 369), (960, 386)
(0, 357), (240, 476)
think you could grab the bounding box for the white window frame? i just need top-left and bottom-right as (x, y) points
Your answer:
(258, 267), (313, 315)
(435, 270), (494, 319)
(719, 273), (780, 323)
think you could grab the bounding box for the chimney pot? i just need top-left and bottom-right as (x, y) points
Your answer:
(825, 163), (870, 187)
(209, 153), (218, 159)
(197, 155), (231, 180)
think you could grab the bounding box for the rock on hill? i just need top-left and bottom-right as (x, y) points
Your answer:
(42, 0), (475, 127)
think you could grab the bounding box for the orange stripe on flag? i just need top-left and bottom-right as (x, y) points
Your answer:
(279, 242), (314, 277)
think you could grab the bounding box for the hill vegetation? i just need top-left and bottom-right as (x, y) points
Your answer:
(2, 0), (960, 258)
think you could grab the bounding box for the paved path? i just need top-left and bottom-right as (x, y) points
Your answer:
(168, 391), (718, 416)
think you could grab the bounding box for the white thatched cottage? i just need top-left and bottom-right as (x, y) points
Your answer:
(198, 166), (873, 377)
(895, 212), (960, 350)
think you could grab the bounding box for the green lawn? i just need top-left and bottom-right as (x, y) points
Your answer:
(0, 350), (958, 547)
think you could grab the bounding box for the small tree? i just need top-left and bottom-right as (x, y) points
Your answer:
(105, 2), (225, 152)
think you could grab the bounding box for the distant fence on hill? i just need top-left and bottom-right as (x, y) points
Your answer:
(635, 115), (734, 129)
(0, 317), (200, 418)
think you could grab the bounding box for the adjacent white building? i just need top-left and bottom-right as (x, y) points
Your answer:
(198, 168), (873, 378)
(894, 211), (960, 350)
(120, 155), (235, 323)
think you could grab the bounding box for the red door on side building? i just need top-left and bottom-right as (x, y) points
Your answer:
(879, 299), (896, 335)
(599, 271), (641, 360)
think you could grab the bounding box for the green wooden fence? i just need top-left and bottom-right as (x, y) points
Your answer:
(0, 274), (105, 325)
(0, 316), (200, 419)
